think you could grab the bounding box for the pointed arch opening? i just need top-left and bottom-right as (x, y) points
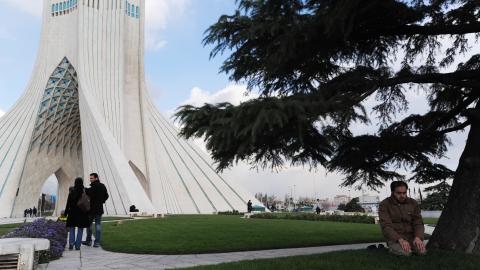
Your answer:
(30, 57), (81, 156)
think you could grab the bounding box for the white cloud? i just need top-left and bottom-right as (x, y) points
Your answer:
(145, 39), (167, 51)
(182, 84), (256, 107)
(145, 0), (190, 51)
(2, 0), (43, 17)
(0, 109), (4, 118)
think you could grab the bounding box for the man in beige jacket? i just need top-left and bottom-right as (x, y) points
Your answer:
(379, 181), (427, 256)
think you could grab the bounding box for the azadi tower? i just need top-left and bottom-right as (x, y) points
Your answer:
(0, 0), (260, 217)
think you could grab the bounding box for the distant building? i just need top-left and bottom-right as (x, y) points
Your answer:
(358, 194), (380, 213)
(38, 193), (57, 214)
(333, 195), (351, 205)
(317, 198), (329, 204)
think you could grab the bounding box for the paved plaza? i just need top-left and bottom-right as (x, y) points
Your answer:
(45, 242), (383, 270)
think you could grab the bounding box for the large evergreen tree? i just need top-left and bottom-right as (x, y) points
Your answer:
(344, 198), (365, 213)
(421, 181), (452, 211)
(175, 0), (480, 253)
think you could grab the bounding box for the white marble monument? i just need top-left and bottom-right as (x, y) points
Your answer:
(0, 0), (260, 217)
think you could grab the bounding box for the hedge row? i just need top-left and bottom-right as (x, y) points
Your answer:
(217, 210), (243, 216)
(251, 213), (375, 224)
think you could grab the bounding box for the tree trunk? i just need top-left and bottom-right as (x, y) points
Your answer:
(427, 108), (480, 254)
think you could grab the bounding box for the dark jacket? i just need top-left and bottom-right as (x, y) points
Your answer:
(379, 196), (424, 242)
(65, 188), (91, 228)
(86, 180), (109, 216)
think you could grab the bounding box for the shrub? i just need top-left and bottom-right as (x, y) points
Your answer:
(251, 213), (375, 224)
(217, 210), (242, 216)
(2, 219), (67, 263)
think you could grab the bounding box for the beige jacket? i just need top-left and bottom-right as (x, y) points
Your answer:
(378, 196), (424, 242)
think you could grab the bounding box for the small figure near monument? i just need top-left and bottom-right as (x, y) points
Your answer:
(379, 181), (427, 256)
(57, 210), (68, 222)
(32, 206), (37, 217)
(247, 200), (253, 213)
(129, 205), (139, 213)
(315, 199), (322, 214)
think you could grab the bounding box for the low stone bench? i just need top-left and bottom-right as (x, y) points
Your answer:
(243, 212), (262, 218)
(0, 238), (49, 270)
(129, 212), (165, 218)
(129, 212), (152, 218)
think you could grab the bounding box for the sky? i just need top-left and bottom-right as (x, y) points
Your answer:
(0, 0), (473, 201)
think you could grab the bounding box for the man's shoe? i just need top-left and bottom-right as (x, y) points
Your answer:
(68, 245), (74, 250)
(82, 241), (91, 246)
(93, 243), (100, 248)
(75, 247), (81, 251)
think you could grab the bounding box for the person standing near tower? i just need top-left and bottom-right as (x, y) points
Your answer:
(83, 173), (109, 248)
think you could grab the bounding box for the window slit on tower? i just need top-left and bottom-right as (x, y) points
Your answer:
(52, 0), (78, 17)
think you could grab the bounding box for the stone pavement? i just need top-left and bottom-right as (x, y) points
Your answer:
(45, 242), (383, 270)
(424, 225), (435, 235)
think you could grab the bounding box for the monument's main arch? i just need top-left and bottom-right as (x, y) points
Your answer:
(0, 0), (260, 217)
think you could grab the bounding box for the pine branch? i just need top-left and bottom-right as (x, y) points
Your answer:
(382, 70), (480, 88)
(385, 23), (480, 36)
(438, 120), (472, 134)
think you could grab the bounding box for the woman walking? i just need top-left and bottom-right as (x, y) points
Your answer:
(65, 177), (90, 250)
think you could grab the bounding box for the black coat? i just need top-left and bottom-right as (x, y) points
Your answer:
(65, 188), (91, 228)
(86, 181), (109, 216)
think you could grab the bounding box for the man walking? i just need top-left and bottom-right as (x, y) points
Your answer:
(379, 181), (426, 256)
(315, 199), (322, 214)
(83, 173), (109, 248)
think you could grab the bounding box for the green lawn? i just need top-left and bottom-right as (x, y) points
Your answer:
(423, 217), (439, 225)
(179, 249), (480, 270)
(0, 223), (24, 236)
(102, 215), (384, 255)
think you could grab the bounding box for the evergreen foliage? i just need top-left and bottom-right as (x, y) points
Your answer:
(344, 197), (365, 213)
(421, 181), (451, 210)
(175, 0), (480, 252)
(176, 0), (479, 192)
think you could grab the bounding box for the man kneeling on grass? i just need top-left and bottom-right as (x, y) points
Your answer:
(379, 181), (427, 256)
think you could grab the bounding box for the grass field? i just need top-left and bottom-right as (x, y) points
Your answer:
(0, 223), (25, 236)
(179, 249), (480, 270)
(423, 217), (439, 225)
(102, 215), (384, 254)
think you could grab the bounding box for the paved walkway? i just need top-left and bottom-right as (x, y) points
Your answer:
(45, 242), (383, 270)
(0, 217), (42, 225)
(425, 225), (435, 235)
